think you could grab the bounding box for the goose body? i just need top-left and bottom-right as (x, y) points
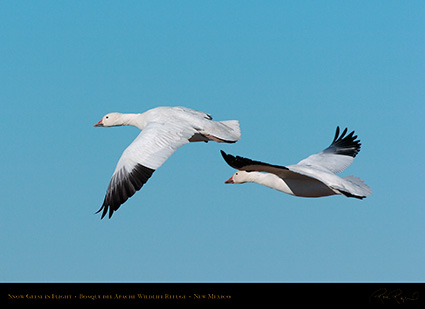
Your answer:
(95, 106), (241, 218)
(221, 127), (371, 199)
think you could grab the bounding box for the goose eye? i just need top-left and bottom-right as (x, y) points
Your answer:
(235, 172), (238, 175)
(105, 116), (109, 119)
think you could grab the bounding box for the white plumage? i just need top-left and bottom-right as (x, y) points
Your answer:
(94, 106), (241, 218)
(221, 127), (371, 199)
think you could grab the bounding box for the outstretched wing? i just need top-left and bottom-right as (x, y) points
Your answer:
(296, 127), (361, 174)
(220, 150), (290, 175)
(97, 121), (197, 219)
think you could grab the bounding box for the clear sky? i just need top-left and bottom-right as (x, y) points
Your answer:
(1, 1), (424, 282)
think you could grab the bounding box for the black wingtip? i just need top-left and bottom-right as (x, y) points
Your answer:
(220, 150), (230, 161)
(95, 201), (113, 219)
(95, 206), (105, 219)
(332, 126), (340, 144)
(96, 164), (155, 220)
(329, 126), (361, 158)
(220, 150), (238, 169)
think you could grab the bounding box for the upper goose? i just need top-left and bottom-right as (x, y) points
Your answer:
(221, 127), (371, 199)
(94, 106), (241, 218)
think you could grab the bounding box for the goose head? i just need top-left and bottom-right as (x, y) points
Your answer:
(224, 170), (251, 184)
(94, 113), (124, 127)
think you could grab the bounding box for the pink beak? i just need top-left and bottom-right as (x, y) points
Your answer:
(94, 119), (103, 127)
(225, 176), (234, 184)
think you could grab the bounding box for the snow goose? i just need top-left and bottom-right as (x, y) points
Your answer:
(221, 127), (371, 199)
(94, 106), (241, 218)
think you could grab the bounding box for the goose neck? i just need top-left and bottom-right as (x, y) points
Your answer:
(121, 113), (145, 129)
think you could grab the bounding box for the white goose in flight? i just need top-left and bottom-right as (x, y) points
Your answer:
(94, 106), (241, 218)
(221, 127), (371, 199)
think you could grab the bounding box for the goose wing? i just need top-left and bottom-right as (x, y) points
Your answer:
(296, 127), (361, 174)
(220, 150), (298, 178)
(97, 121), (197, 219)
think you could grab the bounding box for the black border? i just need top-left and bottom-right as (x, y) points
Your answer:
(2, 283), (424, 306)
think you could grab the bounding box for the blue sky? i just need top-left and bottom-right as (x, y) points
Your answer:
(1, 1), (424, 282)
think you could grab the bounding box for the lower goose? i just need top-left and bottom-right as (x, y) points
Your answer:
(221, 127), (371, 199)
(95, 106), (241, 218)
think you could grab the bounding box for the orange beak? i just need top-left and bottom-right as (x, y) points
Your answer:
(94, 119), (103, 127)
(224, 176), (234, 184)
